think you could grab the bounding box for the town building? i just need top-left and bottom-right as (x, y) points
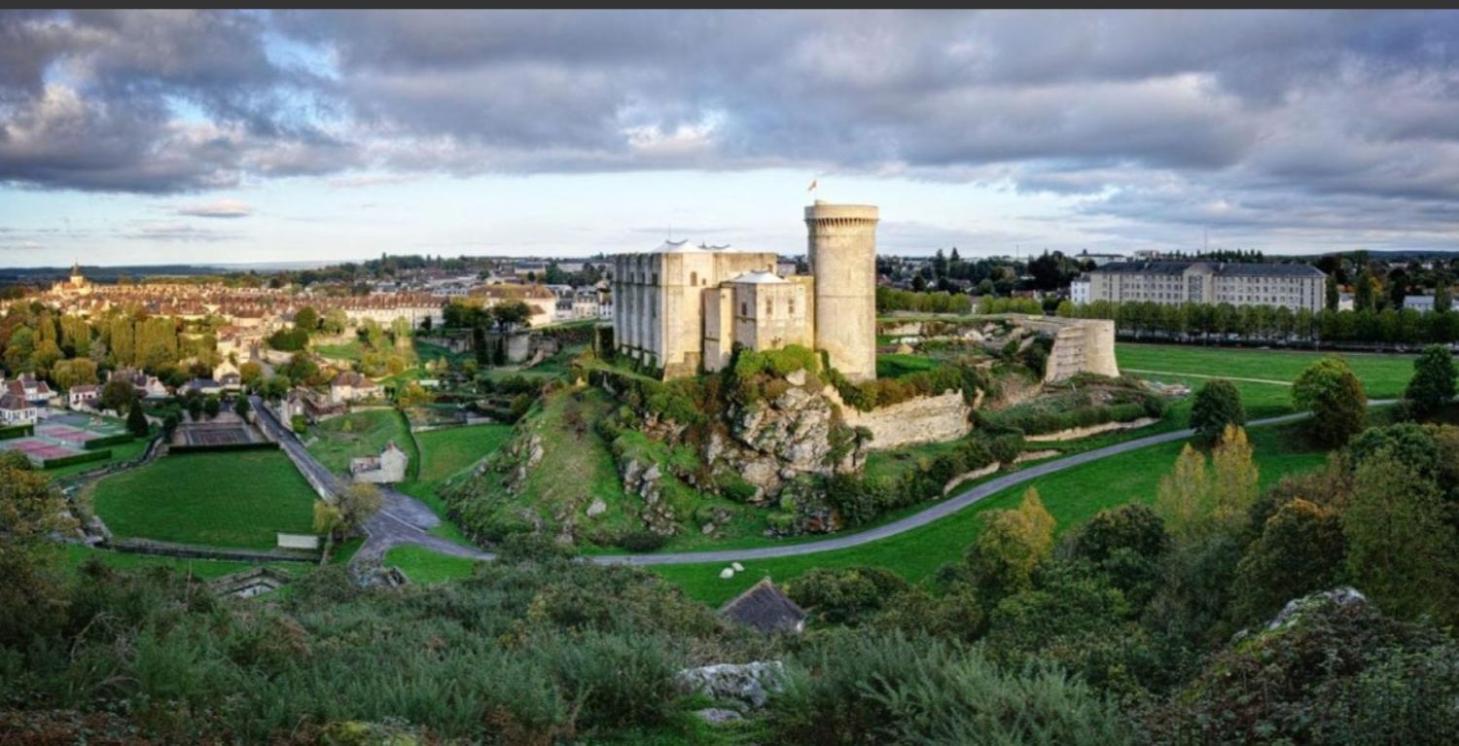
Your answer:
(1404, 294), (1437, 313)
(329, 371), (382, 404)
(68, 384), (99, 411)
(350, 441), (409, 484)
(610, 202), (879, 381)
(1070, 274), (1091, 305)
(1085, 261), (1325, 312)
(0, 392), (37, 425)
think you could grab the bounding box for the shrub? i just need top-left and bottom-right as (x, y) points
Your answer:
(1189, 379), (1245, 445)
(616, 530), (668, 553)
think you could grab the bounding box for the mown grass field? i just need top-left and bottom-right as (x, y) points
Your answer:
(648, 423), (1327, 605)
(314, 340), (363, 362)
(91, 450), (318, 549)
(1118, 343), (1415, 419)
(384, 545), (477, 584)
(306, 409), (419, 478)
(396, 423), (514, 543)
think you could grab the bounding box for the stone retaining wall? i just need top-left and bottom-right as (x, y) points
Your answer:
(827, 387), (973, 451)
(1024, 416), (1160, 442)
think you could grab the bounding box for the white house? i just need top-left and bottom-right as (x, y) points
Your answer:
(68, 384), (100, 411)
(0, 392), (37, 425)
(329, 371), (381, 404)
(12, 373), (54, 405)
(1070, 275), (1091, 305)
(350, 441), (409, 483)
(1404, 294), (1437, 313)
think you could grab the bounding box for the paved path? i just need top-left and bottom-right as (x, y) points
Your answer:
(1123, 368), (1293, 387)
(250, 397), (492, 566)
(254, 396), (1392, 571)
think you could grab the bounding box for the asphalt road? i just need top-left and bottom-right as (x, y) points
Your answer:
(256, 396), (1397, 570)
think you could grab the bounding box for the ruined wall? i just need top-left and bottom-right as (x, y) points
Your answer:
(1039, 318), (1119, 383)
(826, 387), (973, 451)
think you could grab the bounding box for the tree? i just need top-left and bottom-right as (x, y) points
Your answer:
(291, 414), (309, 434)
(293, 306), (319, 334)
(1189, 379), (1245, 445)
(1344, 447), (1459, 622)
(51, 358), (98, 391)
(1404, 344), (1456, 419)
(1437, 283), (1453, 313)
(1354, 268), (1380, 312)
(126, 400), (149, 437)
(1293, 357), (1368, 447)
(203, 395), (221, 419)
(100, 378), (135, 414)
(0, 453), (74, 645)
(239, 361), (263, 390)
(1229, 498), (1345, 624)
(233, 396), (251, 418)
(966, 488), (1055, 600)
(1156, 426), (1258, 544)
(491, 300), (533, 330)
(1325, 274), (1340, 311)
(337, 483), (383, 537)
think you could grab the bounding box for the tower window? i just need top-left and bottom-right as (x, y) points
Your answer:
(765, 299), (773, 316)
(788, 299), (795, 315)
(740, 302), (747, 316)
(690, 271), (698, 286)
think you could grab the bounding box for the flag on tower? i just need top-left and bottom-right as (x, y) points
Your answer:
(807, 178), (817, 192)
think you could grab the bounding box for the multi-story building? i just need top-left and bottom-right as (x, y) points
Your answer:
(1086, 261), (1325, 312)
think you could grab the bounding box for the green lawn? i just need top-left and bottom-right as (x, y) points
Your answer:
(91, 450), (319, 550)
(648, 423), (1327, 605)
(48, 432), (152, 482)
(414, 424), (514, 484)
(306, 409), (419, 478)
(60, 544), (303, 580)
(876, 353), (944, 379)
(314, 340), (363, 361)
(400, 423), (514, 543)
(384, 545), (478, 584)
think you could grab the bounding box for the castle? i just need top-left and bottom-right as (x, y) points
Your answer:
(610, 202), (879, 380)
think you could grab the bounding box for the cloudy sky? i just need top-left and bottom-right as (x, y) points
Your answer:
(3, 10), (1459, 267)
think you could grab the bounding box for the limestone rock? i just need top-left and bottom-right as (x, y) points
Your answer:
(693, 708), (743, 725)
(674, 661), (786, 710)
(586, 498), (607, 517)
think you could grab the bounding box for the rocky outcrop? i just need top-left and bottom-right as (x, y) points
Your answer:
(621, 458), (677, 535)
(706, 383), (860, 498)
(674, 661), (786, 710)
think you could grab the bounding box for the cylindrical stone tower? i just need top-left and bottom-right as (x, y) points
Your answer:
(805, 200), (878, 381)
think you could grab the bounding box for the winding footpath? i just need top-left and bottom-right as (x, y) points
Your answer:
(254, 398), (1392, 570)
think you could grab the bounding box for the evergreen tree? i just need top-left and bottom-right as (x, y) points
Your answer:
(126, 400), (148, 437)
(1404, 344), (1457, 419)
(1189, 379), (1245, 445)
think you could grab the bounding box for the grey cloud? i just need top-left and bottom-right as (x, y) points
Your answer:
(6, 10), (1459, 251)
(119, 221), (239, 242)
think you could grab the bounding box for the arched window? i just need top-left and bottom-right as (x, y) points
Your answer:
(765, 299), (773, 316)
(740, 302), (748, 316)
(690, 271), (698, 287)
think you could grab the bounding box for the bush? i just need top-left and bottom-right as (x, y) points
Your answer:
(1189, 379), (1245, 445)
(616, 530), (668, 553)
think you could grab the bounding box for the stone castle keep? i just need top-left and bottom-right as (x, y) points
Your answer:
(611, 201), (879, 380)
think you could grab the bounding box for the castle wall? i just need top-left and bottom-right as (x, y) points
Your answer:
(826, 387), (973, 451)
(806, 203), (878, 381)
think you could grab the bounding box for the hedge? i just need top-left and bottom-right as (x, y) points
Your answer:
(0, 424), (34, 440)
(41, 449), (111, 470)
(83, 433), (136, 451)
(982, 396), (1166, 436)
(169, 441), (280, 454)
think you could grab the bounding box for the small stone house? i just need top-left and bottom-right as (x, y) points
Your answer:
(350, 441), (408, 483)
(330, 371), (382, 404)
(718, 578), (807, 635)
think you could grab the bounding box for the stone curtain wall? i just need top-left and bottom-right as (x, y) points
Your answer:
(829, 387), (972, 451)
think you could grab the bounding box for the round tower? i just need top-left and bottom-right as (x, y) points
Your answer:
(805, 201), (878, 381)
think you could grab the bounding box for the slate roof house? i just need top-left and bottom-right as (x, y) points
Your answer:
(717, 579), (807, 635)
